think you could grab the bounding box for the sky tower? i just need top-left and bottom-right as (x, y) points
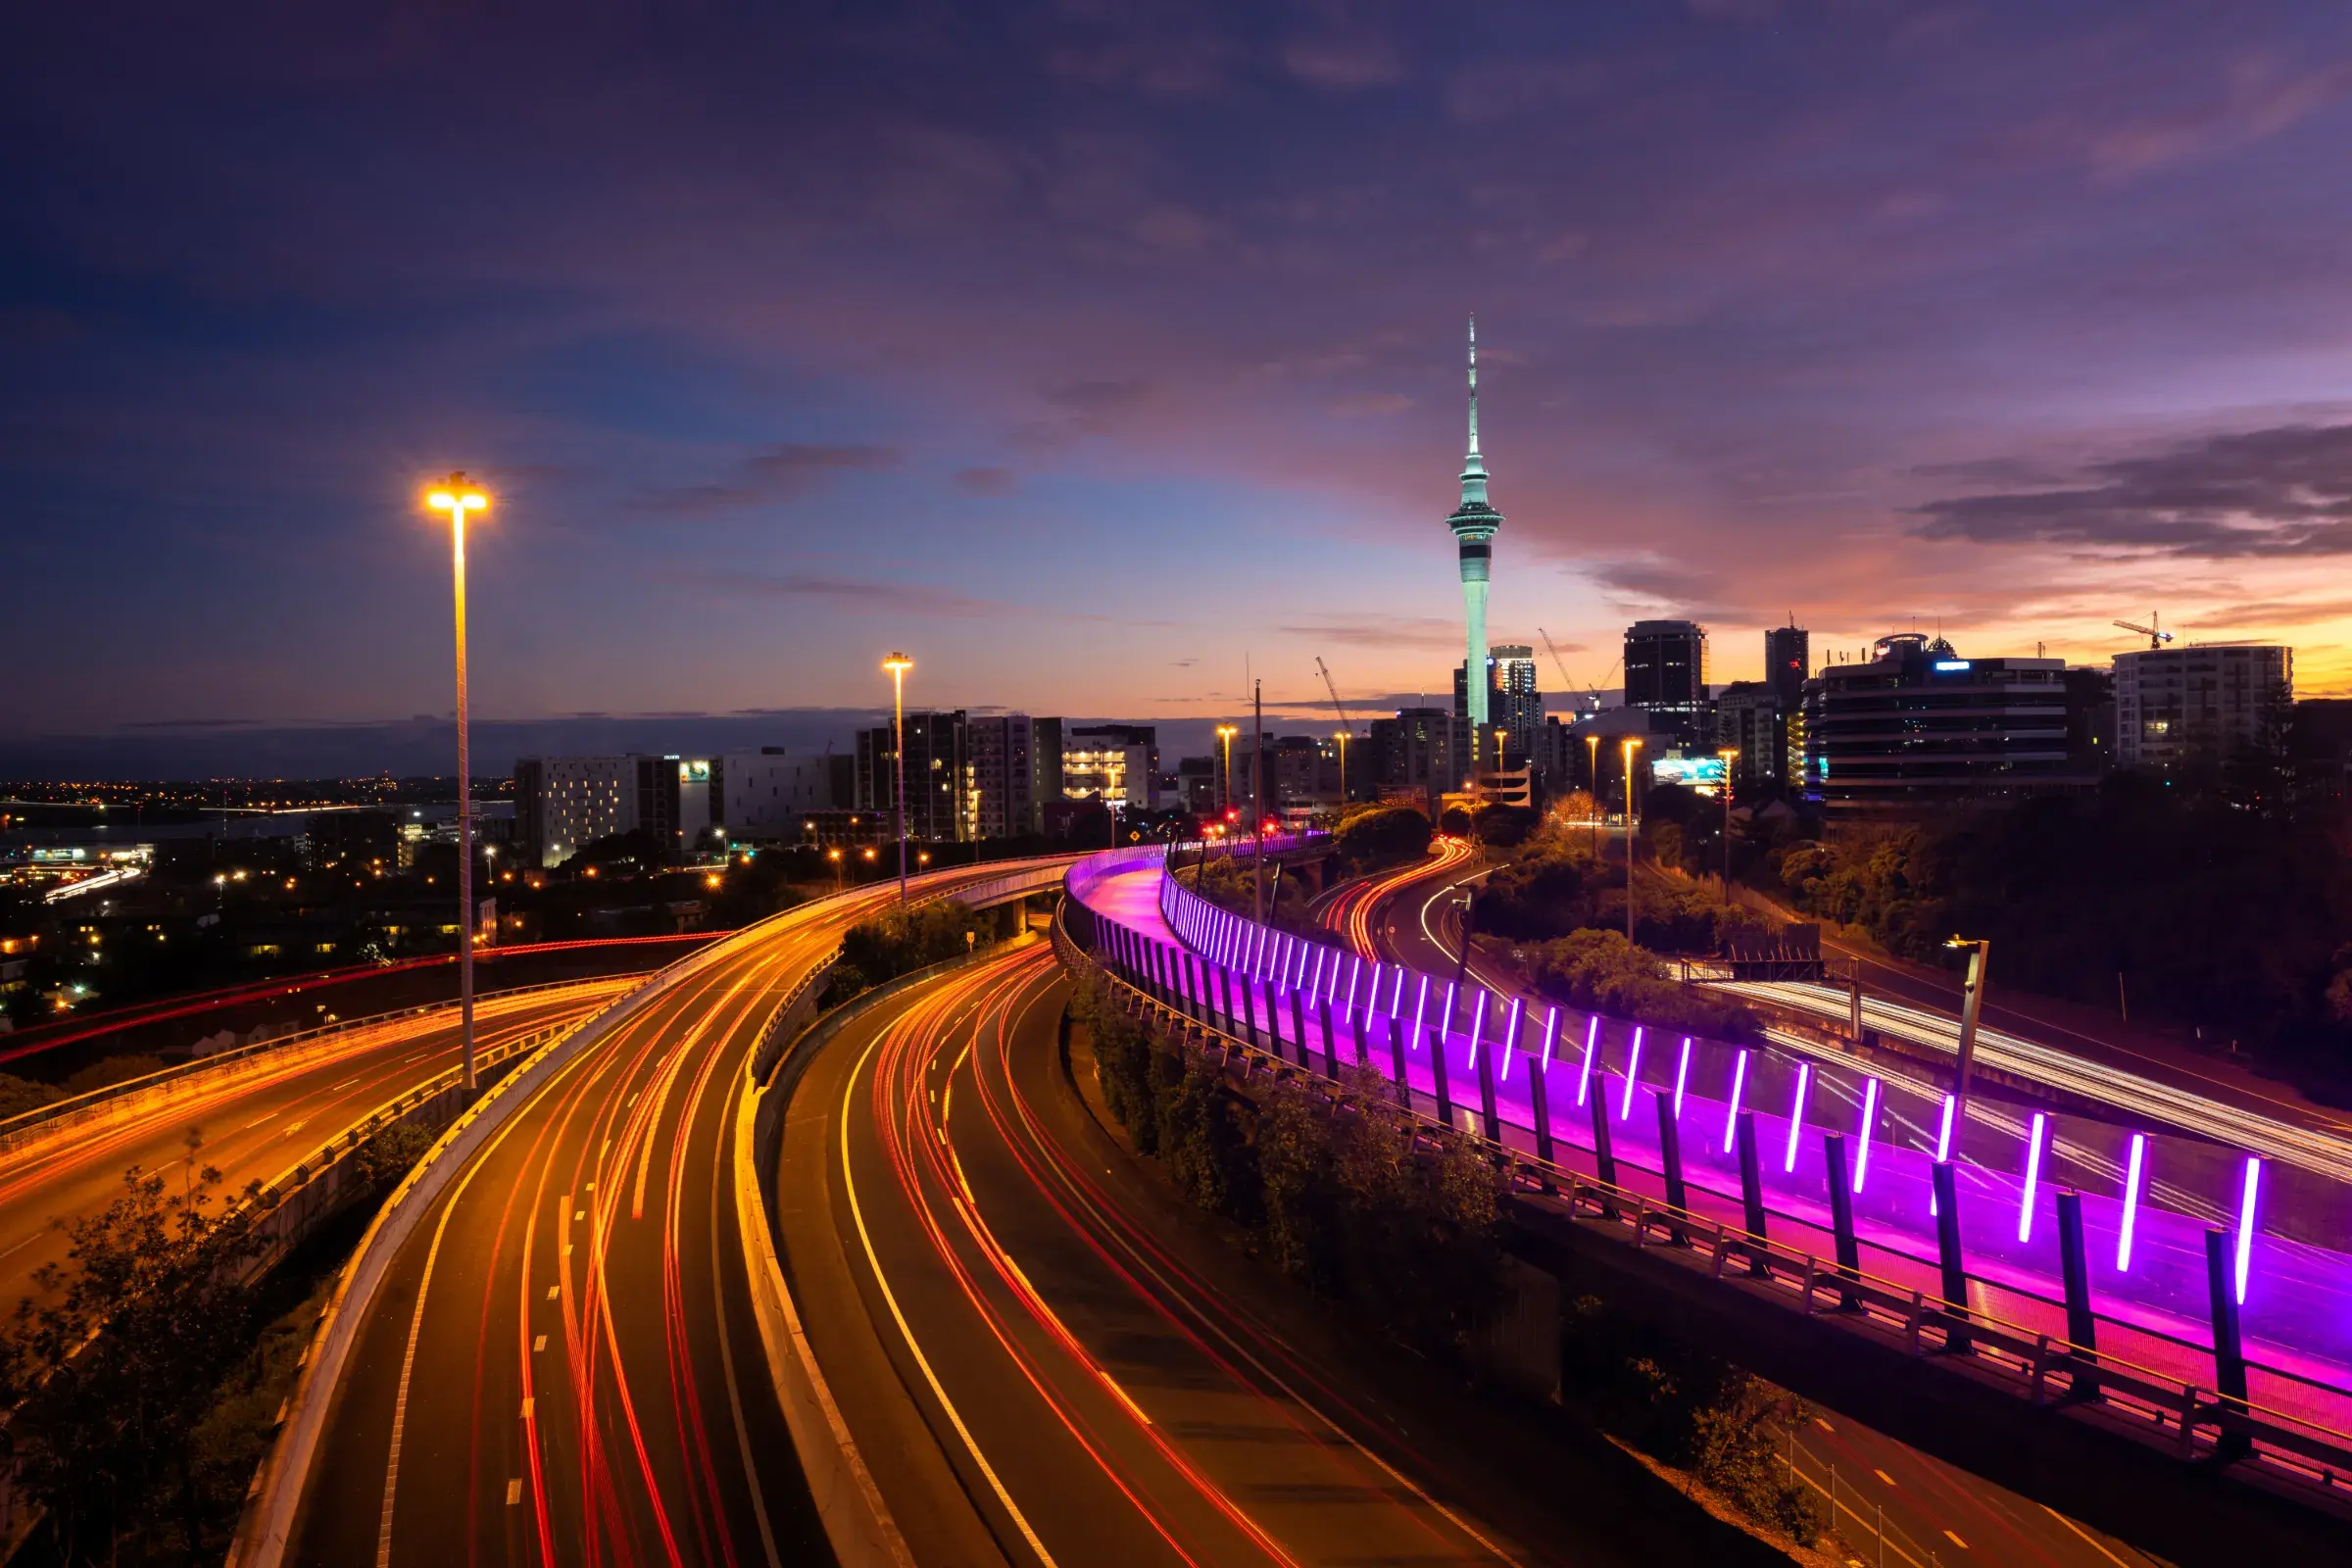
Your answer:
(1446, 317), (1503, 731)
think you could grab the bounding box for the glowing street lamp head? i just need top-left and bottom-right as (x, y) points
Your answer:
(882, 652), (913, 679)
(425, 472), (489, 519)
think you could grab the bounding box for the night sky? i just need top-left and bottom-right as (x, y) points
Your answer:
(11, 3), (2352, 772)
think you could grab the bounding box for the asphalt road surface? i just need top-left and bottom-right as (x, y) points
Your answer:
(778, 934), (1859, 1567)
(289, 865), (1059, 1568)
(0, 979), (630, 1306)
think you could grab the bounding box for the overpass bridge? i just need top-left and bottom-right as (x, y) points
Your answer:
(1060, 841), (2352, 1554)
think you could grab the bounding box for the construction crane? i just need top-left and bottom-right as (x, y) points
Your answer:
(2113, 613), (2174, 650)
(1313, 657), (1352, 731)
(1538, 627), (1611, 714)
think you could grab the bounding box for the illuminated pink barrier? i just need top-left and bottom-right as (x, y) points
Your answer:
(1061, 848), (2352, 1463)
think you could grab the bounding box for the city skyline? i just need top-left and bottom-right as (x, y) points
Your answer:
(13, 5), (2352, 758)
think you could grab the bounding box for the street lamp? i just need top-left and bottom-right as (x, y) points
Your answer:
(828, 846), (844, 894)
(1216, 724), (1238, 814)
(882, 653), (913, 906)
(425, 472), (488, 1092)
(1715, 747), (1740, 896)
(1944, 937), (1992, 1140)
(1620, 737), (1643, 944)
(1584, 733), (1602, 857)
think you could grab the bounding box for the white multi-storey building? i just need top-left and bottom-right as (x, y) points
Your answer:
(2114, 645), (2291, 770)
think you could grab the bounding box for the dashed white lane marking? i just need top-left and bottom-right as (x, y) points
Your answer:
(1943, 1530), (1969, 1549)
(533, 1335), (547, 1352)
(506, 1479), (522, 1506)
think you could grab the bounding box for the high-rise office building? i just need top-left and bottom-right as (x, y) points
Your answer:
(711, 751), (848, 838)
(965, 714), (1038, 839)
(857, 710), (970, 840)
(1713, 683), (1783, 784)
(1445, 318), (1503, 733)
(2113, 645), (2291, 771)
(1062, 724), (1159, 808)
(1492, 644), (1542, 762)
(1802, 634), (2093, 813)
(514, 754), (710, 866)
(1765, 622), (1809, 709)
(1623, 619), (1711, 748)
(1371, 707), (1456, 806)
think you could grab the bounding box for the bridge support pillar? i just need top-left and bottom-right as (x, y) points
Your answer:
(1588, 1079), (1618, 1218)
(1824, 1132), (1860, 1310)
(1289, 990), (1311, 1071)
(1387, 1010), (1412, 1110)
(2204, 1228), (2252, 1461)
(1474, 1027), (1501, 1146)
(1933, 1160), (1971, 1354)
(1655, 1092), (1689, 1245)
(1428, 1022), (1454, 1129)
(1317, 996), (1340, 1077)
(1528, 1046), (1554, 1185)
(1737, 1109), (1769, 1277)
(2053, 1192), (2099, 1401)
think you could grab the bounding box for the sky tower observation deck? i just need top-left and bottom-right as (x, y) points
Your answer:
(1447, 318), (1503, 730)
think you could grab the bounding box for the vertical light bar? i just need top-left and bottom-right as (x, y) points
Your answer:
(1576, 1017), (1599, 1105)
(2017, 1112), (2046, 1243)
(1721, 1048), (1748, 1152)
(1619, 1027), (1643, 1121)
(1440, 981), (1456, 1043)
(1672, 1037), (1691, 1119)
(1782, 1062), (1811, 1174)
(1309, 947), (1327, 998)
(1500, 997), (1523, 1081)
(1466, 992), (1487, 1069)
(1389, 964), (1407, 1019)
(1930, 1092), (1956, 1216)
(1410, 974), (1430, 1050)
(1540, 1005), (1560, 1069)
(2235, 1155), (2262, 1306)
(1852, 1077), (1880, 1194)
(1344, 957), (1361, 1023)
(2117, 1133), (2145, 1273)
(1328, 952), (1345, 1003)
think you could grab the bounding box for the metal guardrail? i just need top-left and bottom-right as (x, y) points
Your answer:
(1048, 906), (2352, 1510)
(0, 973), (636, 1154)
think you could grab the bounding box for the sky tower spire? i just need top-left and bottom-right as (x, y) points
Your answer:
(1446, 317), (1503, 734)
(1468, 314), (1479, 455)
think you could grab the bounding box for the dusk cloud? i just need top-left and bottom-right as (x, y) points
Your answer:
(636, 444), (901, 516)
(1911, 425), (2352, 560)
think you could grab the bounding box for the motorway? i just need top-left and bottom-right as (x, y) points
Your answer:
(777, 934), (1808, 1567)
(287, 866), (1055, 1568)
(0, 980), (631, 1306)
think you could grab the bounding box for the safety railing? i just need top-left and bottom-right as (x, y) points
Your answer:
(1051, 900), (2352, 1505)
(0, 974), (634, 1154)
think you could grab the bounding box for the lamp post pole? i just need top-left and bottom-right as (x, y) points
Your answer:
(1716, 746), (1740, 897)
(1585, 733), (1602, 858)
(1622, 737), (1643, 945)
(1334, 729), (1348, 808)
(1947, 937), (1991, 1138)
(1217, 724), (1237, 816)
(1252, 681), (1266, 924)
(884, 654), (912, 906)
(427, 473), (488, 1091)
